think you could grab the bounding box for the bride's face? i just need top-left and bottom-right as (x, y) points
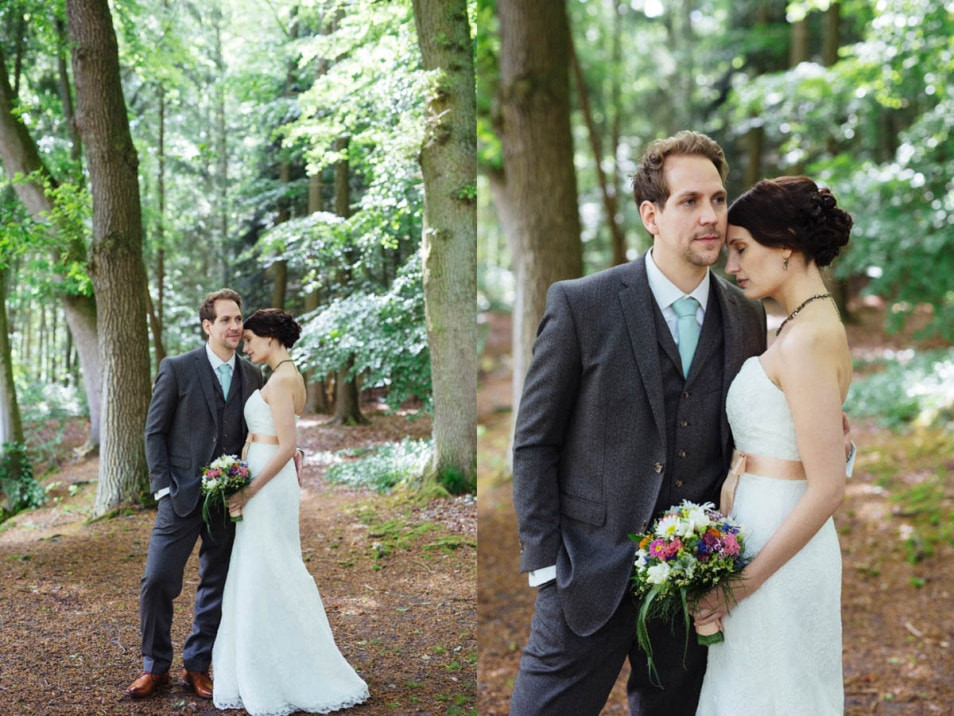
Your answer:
(725, 224), (788, 300)
(242, 330), (270, 365)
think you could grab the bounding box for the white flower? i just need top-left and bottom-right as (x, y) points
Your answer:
(635, 549), (649, 569)
(655, 514), (683, 538)
(646, 562), (671, 585)
(682, 504), (710, 537)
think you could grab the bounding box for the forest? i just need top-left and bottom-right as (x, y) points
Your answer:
(478, 1), (953, 714)
(1, 1), (477, 714)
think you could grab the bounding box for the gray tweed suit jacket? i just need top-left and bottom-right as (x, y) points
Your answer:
(512, 255), (766, 637)
(145, 346), (263, 517)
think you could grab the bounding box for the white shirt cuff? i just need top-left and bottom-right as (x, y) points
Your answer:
(845, 441), (856, 478)
(528, 565), (556, 587)
(154, 487), (170, 500)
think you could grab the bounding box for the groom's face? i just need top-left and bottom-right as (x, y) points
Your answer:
(644, 154), (728, 274)
(203, 299), (243, 358)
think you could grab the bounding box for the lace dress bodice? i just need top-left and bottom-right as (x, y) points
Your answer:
(244, 389), (278, 434)
(725, 357), (800, 460)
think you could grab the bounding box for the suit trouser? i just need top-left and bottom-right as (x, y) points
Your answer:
(139, 497), (234, 673)
(509, 581), (707, 716)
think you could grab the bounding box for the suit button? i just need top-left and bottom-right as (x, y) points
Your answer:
(682, 391), (691, 398)
(676, 480), (684, 488)
(679, 420), (689, 428)
(641, 521), (648, 530)
(653, 462), (663, 473)
(678, 449), (687, 458)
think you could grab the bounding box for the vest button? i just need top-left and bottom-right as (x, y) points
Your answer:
(679, 420), (688, 428)
(678, 449), (687, 458)
(675, 480), (684, 488)
(653, 462), (663, 474)
(682, 391), (691, 399)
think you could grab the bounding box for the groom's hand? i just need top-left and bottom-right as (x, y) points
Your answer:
(294, 448), (304, 487)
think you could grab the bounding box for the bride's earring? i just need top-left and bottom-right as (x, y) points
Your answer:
(782, 256), (789, 271)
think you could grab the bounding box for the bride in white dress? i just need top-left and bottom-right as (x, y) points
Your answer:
(213, 309), (369, 715)
(694, 177), (854, 715)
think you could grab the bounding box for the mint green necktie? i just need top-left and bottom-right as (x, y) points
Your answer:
(216, 363), (232, 397)
(672, 297), (700, 378)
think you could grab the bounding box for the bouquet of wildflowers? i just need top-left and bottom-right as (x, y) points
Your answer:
(630, 500), (748, 685)
(200, 454), (251, 527)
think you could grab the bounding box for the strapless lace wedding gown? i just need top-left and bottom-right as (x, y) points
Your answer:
(696, 357), (843, 715)
(212, 390), (369, 715)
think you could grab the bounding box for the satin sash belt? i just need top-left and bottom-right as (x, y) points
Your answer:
(731, 448), (806, 481)
(241, 433), (279, 460)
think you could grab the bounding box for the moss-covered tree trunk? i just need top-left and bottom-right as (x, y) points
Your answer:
(411, 0), (477, 490)
(67, 0), (151, 516)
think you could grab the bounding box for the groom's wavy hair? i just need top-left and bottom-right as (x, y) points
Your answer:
(631, 130), (729, 208)
(199, 288), (243, 324)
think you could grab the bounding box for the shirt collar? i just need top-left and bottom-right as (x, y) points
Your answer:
(645, 248), (710, 311)
(205, 343), (236, 371)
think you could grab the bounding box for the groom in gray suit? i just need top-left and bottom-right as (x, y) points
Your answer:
(126, 288), (263, 700)
(509, 132), (767, 715)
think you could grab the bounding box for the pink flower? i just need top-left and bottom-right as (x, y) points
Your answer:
(649, 538), (669, 558)
(722, 533), (740, 556)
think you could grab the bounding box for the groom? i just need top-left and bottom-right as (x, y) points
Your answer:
(509, 131), (767, 714)
(125, 288), (263, 700)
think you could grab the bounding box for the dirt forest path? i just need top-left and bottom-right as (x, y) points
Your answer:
(0, 409), (477, 715)
(477, 309), (954, 715)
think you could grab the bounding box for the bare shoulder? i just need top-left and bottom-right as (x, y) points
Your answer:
(776, 318), (851, 397)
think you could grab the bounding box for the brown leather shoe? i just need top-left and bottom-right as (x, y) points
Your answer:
(182, 669), (213, 699)
(125, 671), (170, 698)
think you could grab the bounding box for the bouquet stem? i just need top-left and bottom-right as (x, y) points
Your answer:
(695, 620), (724, 646)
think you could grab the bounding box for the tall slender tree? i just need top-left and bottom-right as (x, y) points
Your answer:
(412, 0), (478, 489)
(66, 0), (151, 515)
(490, 0), (583, 443)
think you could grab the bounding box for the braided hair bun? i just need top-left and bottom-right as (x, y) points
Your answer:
(728, 176), (852, 267)
(243, 308), (302, 348)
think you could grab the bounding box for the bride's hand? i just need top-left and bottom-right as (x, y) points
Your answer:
(227, 489), (249, 518)
(692, 589), (728, 627)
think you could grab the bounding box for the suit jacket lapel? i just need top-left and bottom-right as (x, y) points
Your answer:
(618, 257), (667, 450)
(194, 350), (220, 429)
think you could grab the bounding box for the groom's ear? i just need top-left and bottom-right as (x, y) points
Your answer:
(639, 200), (661, 236)
(201, 319), (213, 337)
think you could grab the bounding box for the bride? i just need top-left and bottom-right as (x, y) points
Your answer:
(212, 308), (370, 715)
(694, 176), (853, 715)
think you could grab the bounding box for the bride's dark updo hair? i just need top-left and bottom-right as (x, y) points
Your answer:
(728, 176), (853, 267)
(243, 308), (302, 348)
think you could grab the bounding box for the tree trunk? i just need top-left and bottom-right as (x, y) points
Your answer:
(67, 0), (151, 515)
(743, 125), (764, 189)
(569, 33), (626, 267)
(789, 18), (808, 66)
(331, 134), (366, 425)
(495, 0), (583, 451)
(411, 0), (478, 490)
(823, 3), (841, 67)
(0, 43), (102, 448)
(303, 161), (329, 414)
(331, 358), (368, 426)
(0, 267), (24, 447)
(150, 85), (167, 370)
